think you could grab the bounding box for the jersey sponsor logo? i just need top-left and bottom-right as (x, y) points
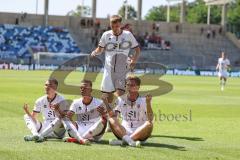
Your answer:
(80, 114), (90, 122)
(127, 110), (137, 119)
(47, 110), (55, 117)
(105, 41), (132, 52)
(128, 110), (134, 118)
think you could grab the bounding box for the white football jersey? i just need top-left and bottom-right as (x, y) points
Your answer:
(69, 97), (104, 125)
(33, 94), (67, 122)
(98, 30), (138, 73)
(115, 95), (147, 129)
(218, 58), (230, 72)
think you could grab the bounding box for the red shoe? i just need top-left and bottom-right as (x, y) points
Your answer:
(63, 137), (78, 143)
(79, 139), (90, 145)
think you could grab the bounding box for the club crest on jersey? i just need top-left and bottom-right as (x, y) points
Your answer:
(44, 105), (47, 108)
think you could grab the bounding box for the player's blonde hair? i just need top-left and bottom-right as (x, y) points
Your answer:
(126, 76), (141, 86)
(110, 15), (122, 24)
(81, 79), (92, 87)
(48, 78), (58, 87)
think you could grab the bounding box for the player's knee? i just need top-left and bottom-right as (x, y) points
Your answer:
(53, 117), (60, 123)
(53, 119), (62, 128)
(145, 121), (153, 129)
(62, 117), (71, 122)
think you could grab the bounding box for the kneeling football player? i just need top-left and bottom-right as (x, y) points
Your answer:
(23, 78), (68, 142)
(103, 76), (153, 147)
(62, 80), (107, 144)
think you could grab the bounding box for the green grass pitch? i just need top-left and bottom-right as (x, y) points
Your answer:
(0, 70), (239, 160)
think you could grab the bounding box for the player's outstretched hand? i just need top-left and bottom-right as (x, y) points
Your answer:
(50, 103), (60, 111)
(90, 51), (97, 58)
(23, 103), (31, 115)
(146, 94), (152, 104)
(129, 60), (136, 71)
(101, 94), (109, 105)
(101, 94), (115, 117)
(97, 106), (106, 116)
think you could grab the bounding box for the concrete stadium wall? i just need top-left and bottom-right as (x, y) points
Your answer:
(226, 32), (240, 49)
(0, 12), (222, 35)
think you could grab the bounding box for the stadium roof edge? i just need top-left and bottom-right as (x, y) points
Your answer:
(204, 0), (232, 5)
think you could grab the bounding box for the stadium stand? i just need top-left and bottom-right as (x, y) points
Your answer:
(148, 31), (240, 69)
(0, 12), (239, 70)
(72, 23), (240, 70)
(0, 24), (80, 59)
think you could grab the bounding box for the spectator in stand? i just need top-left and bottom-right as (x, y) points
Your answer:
(136, 34), (145, 48)
(90, 19), (94, 27)
(176, 25), (179, 33)
(121, 23), (133, 33)
(15, 18), (19, 25)
(81, 19), (86, 27)
(144, 32), (149, 48)
(95, 19), (101, 28)
(152, 23), (156, 31)
(165, 41), (171, 50)
(207, 29), (211, 39)
(87, 19), (91, 27)
(156, 23), (160, 32)
(219, 27), (222, 35)
(212, 30), (216, 38)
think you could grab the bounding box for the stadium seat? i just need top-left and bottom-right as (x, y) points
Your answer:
(0, 24), (81, 58)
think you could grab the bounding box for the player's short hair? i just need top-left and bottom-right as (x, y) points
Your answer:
(110, 15), (122, 24)
(48, 78), (58, 87)
(126, 76), (141, 86)
(81, 79), (92, 87)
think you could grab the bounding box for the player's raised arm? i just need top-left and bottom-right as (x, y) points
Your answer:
(90, 46), (105, 57)
(66, 110), (75, 122)
(101, 95), (115, 117)
(130, 47), (141, 70)
(23, 103), (38, 123)
(50, 101), (67, 118)
(90, 32), (106, 57)
(129, 32), (141, 70)
(146, 94), (154, 122)
(97, 104), (108, 121)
